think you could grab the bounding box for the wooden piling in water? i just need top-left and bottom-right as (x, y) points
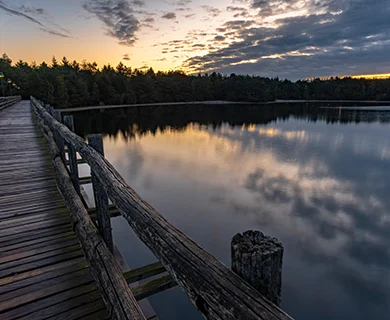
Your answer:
(231, 230), (284, 306)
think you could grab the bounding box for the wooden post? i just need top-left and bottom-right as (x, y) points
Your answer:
(63, 115), (80, 195)
(231, 230), (283, 306)
(52, 110), (66, 164)
(88, 134), (113, 252)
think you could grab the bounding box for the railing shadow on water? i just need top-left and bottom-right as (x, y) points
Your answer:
(31, 96), (294, 320)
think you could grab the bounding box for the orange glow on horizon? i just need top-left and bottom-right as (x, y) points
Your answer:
(350, 73), (390, 79)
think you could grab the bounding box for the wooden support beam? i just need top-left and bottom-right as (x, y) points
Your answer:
(52, 110), (66, 164)
(63, 115), (80, 196)
(66, 158), (87, 165)
(79, 176), (92, 185)
(89, 205), (121, 221)
(132, 274), (176, 301)
(232, 230), (283, 307)
(88, 134), (113, 253)
(124, 262), (167, 284)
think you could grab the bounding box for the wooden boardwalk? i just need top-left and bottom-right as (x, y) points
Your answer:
(0, 101), (109, 319)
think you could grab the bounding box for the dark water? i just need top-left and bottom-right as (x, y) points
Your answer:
(73, 104), (390, 320)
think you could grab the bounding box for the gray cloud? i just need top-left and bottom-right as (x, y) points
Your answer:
(83, 0), (140, 46)
(171, 0), (192, 6)
(123, 53), (131, 60)
(0, 1), (70, 38)
(20, 5), (45, 15)
(184, 0), (390, 79)
(0, 2), (44, 26)
(161, 12), (176, 20)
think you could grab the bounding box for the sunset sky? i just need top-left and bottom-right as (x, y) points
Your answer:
(0, 0), (389, 79)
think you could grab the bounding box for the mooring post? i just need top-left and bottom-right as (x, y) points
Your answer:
(231, 230), (283, 306)
(88, 134), (113, 252)
(52, 110), (66, 164)
(63, 115), (81, 196)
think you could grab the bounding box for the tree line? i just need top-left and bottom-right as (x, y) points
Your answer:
(1, 53), (390, 108)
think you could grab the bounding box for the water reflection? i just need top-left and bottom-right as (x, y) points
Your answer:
(74, 104), (390, 320)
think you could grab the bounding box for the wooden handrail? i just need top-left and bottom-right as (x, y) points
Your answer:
(32, 101), (146, 320)
(31, 97), (293, 320)
(0, 96), (22, 111)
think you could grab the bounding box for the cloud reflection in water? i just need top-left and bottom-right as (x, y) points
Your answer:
(77, 107), (390, 320)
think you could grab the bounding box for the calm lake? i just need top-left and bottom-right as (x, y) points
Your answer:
(73, 103), (390, 320)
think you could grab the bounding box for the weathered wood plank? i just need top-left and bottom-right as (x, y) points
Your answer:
(0, 268), (93, 305)
(14, 289), (105, 320)
(0, 244), (81, 273)
(0, 249), (84, 279)
(0, 231), (75, 253)
(0, 282), (99, 320)
(0, 237), (79, 263)
(0, 257), (86, 287)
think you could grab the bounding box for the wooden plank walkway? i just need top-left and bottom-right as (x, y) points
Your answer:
(0, 101), (109, 320)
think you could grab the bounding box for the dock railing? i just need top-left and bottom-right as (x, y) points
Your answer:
(31, 96), (293, 320)
(0, 96), (21, 111)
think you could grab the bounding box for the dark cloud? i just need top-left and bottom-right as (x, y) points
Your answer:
(20, 5), (45, 15)
(0, 1), (70, 38)
(132, 0), (145, 6)
(161, 12), (176, 20)
(184, 13), (195, 18)
(214, 35), (226, 41)
(201, 5), (221, 18)
(144, 17), (154, 23)
(184, 0), (390, 79)
(40, 29), (71, 38)
(83, 0), (140, 46)
(176, 7), (192, 12)
(123, 53), (131, 61)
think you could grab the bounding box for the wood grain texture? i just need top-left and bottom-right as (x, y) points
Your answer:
(33, 97), (294, 320)
(232, 231), (284, 306)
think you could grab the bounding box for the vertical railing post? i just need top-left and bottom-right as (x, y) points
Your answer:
(63, 115), (81, 195)
(231, 230), (283, 306)
(88, 134), (113, 252)
(52, 110), (66, 164)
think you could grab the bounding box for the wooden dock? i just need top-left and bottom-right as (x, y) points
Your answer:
(0, 101), (109, 319)
(0, 97), (294, 320)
